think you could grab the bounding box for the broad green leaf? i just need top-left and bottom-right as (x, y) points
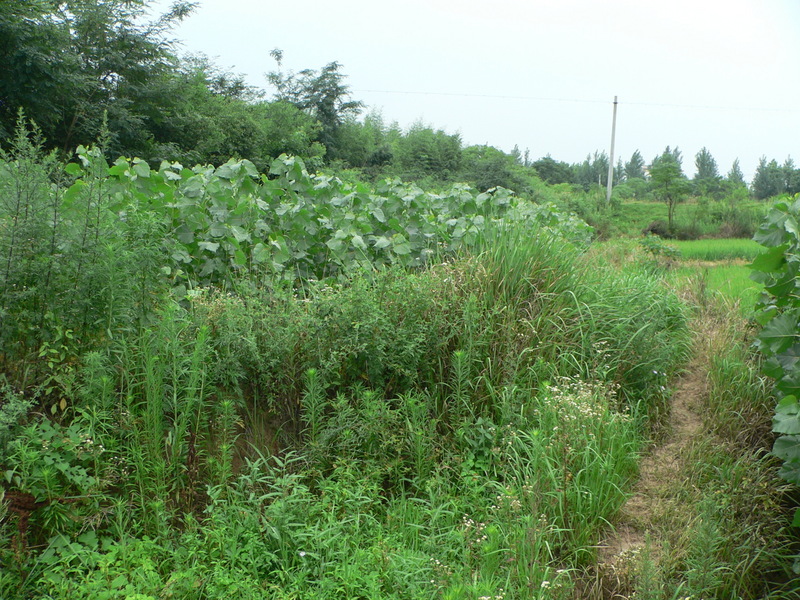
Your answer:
(750, 244), (788, 274)
(773, 434), (800, 465)
(392, 242), (411, 255)
(230, 225), (250, 243)
(351, 234), (366, 250)
(373, 236), (391, 250)
(773, 396), (800, 434)
(209, 223), (227, 238)
(198, 241), (220, 253)
(132, 160), (150, 178)
(252, 242), (270, 264)
(64, 163), (82, 177)
(759, 310), (800, 354)
(371, 207), (386, 223)
(326, 238), (344, 252)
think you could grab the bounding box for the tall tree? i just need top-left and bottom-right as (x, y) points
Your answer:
(624, 150), (646, 180)
(0, 0), (195, 156)
(532, 155), (573, 185)
(727, 159), (746, 186)
(693, 147), (721, 198)
(392, 122), (462, 179)
(573, 151), (609, 190)
(649, 147), (690, 231)
(752, 156), (784, 200)
(783, 157), (800, 196)
(694, 147), (719, 180)
(267, 50), (363, 161)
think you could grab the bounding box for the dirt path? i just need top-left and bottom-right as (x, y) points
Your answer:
(587, 361), (708, 598)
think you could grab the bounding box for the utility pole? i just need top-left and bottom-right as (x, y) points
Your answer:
(605, 96), (618, 204)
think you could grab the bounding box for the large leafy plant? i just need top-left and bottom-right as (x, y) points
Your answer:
(90, 151), (592, 291)
(750, 195), (800, 531)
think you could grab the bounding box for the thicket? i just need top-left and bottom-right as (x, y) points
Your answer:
(0, 125), (696, 598)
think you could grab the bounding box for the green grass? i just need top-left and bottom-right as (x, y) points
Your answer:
(671, 238), (765, 262)
(669, 264), (763, 314)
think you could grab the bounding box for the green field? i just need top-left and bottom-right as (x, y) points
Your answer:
(671, 238), (765, 262)
(669, 263), (763, 312)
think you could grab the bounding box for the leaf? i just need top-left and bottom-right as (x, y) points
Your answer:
(371, 207), (386, 223)
(209, 223), (227, 238)
(230, 225), (251, 243)
(392, 242), (411, 255)
(373, 236), (391, 250)
(773, 396), (800, 434)
(132, 160), (150, 179)
(64, 163), (82, 177)
(759, 310), (800, 355)
(326, 238), (344, 252)
(252, 243), (269, 264)
(351, 234), (366, 250)
(773, 434), (800, 465)
(198, 241), (220, 253)
(750, 244), (788, 274)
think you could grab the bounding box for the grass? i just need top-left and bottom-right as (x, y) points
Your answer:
(670, 238), (765, 261)
(669, 263), (763, 314)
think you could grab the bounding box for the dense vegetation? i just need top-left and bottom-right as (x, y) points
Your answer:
(2, 1), (800, 598)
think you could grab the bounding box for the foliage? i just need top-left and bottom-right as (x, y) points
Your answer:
(85, 152), (591, 291)
(648, 147), (690, 231)
(267, 50), (364, 161)
(0, 0), (194, 157)
(532, 155), (574, 185)
(0, 119), (167, 388)
(573, 151), (610, 191)
(693, 147), (722, 199)
(750, 195), (800, 541)
(752, 157), (785, 200)
(639, 234), (680, 265)
(624, 150), (646, 181)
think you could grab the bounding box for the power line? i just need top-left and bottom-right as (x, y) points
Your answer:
(353, 88), (799, 114)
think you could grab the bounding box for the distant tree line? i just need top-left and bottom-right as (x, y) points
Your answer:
(0, 0), (795, 203)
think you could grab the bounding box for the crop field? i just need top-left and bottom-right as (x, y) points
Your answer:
(670, 238), (765, 262)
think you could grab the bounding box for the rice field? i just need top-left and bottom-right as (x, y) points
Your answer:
(670, 238), (765, 262)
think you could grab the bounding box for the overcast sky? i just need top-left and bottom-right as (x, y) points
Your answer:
(151, 0), (800, 181)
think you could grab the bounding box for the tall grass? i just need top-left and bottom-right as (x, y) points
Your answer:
(0, 221), (693, 598)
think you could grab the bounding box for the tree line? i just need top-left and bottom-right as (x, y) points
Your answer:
(0, 0), (795, 203)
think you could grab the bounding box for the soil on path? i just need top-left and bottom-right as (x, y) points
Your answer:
(586, 362), (708, 598)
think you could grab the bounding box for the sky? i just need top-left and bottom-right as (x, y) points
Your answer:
(149, 0), (800, 181)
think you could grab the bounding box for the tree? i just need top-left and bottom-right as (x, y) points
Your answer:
(751, 157), (784, 200)
(0, 0), (195, 157)
(624, 150), (646, 180)
(460, 145), (528, 193)
(693, 147), (722, 198)
(532, 155), (573, 185)
(267, 50), (363, 161)
(392, 122), (462, 180)
(783, 157), (800, 196)
(573, 151), (609, 190)
(726, 159), (746, 187)
(649, 147), (690, 231)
